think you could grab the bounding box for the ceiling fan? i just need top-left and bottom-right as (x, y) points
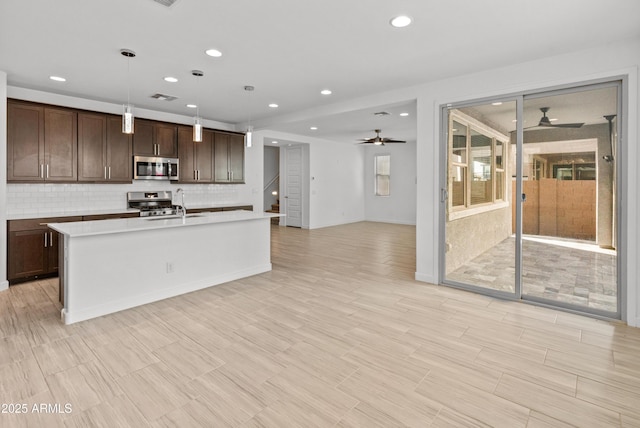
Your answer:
(526, 107), (584, 129)
(357, 129), (406, 145)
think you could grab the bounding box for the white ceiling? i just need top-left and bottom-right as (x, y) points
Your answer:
(1, 0), (639, 143)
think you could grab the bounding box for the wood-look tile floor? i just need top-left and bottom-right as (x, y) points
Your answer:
(1, 221), (640, 427)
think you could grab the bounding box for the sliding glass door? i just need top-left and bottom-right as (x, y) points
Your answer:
(443, 99), (518, 298)
(441, 81), (621, 318)
(520, 85), (619, 317)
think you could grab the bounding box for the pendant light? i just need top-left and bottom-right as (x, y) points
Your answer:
(191, 70), (204, 142)
(120, 49), (136, 134)
(244, 85), (254, 148)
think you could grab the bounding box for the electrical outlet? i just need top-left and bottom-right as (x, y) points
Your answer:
(166, 262), (174, 273)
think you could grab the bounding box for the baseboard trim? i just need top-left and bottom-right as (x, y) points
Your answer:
(365, 218), (417, 226)
(415, 272), (437, 284)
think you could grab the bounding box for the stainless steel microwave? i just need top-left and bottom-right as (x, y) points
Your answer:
(133, 156), (179, 181)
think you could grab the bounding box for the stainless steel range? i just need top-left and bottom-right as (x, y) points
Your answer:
(127, 191), (177, 217)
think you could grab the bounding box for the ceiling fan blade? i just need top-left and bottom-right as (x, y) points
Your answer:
(550, 122), (585, 128)
(381, 139), (406, 143)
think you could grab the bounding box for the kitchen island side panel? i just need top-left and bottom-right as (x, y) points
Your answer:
(62, 218), (271, 324)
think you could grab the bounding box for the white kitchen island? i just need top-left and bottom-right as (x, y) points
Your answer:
(48, 211), (281, 325)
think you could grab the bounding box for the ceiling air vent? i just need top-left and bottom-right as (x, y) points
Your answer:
(374, 111), (391, 116)
(151, 93), (178, 101)
(152, 0), (180, 7)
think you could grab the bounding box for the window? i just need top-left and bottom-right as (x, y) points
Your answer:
(375, 154), (390, 196)
(448, 109), (509, 216)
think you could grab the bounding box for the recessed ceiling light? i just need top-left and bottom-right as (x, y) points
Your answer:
(268, 103), (279, 108)
(320, 89), (332, 95)
(272, 141), (279, 144)
(491, 102), (503, 106)
(390, 15), (412, 28)
(186, 104), (197, 108)
(512, 119), (518, 122)
(550, 118), (558, 122)
(399, 112), (409, 117)
(310, 126), (318, 130)
(49, 76), (66, 82)
(205, 48), (222, 57)
(164, 76), (178, 83)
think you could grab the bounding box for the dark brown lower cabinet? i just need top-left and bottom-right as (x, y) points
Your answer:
(186, 206), (252, 214)
(222, 205), (253, 211)
(7, 217), (82, 284)
(82, 213), (139, 221)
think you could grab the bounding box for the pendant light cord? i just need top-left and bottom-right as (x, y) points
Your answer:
(127, 57), (131, 106)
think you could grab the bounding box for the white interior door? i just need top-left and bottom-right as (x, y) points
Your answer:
(284, 146), (302, 227)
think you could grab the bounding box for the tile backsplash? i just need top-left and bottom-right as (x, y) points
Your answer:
(7, 182), (241, 217)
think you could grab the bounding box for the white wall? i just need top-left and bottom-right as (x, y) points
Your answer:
(413, 38), (640, 327)
(0, 71), (8, 291)
(257, 130), (365, 229)
(364, 141), (417, 225)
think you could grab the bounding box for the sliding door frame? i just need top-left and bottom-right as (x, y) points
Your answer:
(438, 77), (627, 321)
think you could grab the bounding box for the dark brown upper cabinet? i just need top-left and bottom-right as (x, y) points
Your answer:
(78, 113), (132, 182)
(106, 115), (133, 181)
(214, 132), (245, 183)
(133, 119), (177, 157)
(7, 101), (77, 182)
(178, 126), (214, 183)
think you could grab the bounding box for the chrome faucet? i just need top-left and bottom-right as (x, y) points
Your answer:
(175, 188), (186, 218)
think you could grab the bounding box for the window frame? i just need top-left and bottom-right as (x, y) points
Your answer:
(374, 153), (391, 197)
(448, 109), (509, 220)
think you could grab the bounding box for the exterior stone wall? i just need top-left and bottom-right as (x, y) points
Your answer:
(446, 206), (512, 274)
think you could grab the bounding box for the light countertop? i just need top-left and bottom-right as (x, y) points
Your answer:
(7, 203), (254, 220)
(48, 210), (282, 238)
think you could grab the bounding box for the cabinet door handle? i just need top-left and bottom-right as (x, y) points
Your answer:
(50, 232), (53, 246)
(104, 166), (107, 179)
(40, 164), (44, 178)
(46, 164), (49, 179)
(108, 166), (111, 180)
(198, 170), (200, 180)
(44, 232), (48, 247)
(194, 170), (196, 180)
